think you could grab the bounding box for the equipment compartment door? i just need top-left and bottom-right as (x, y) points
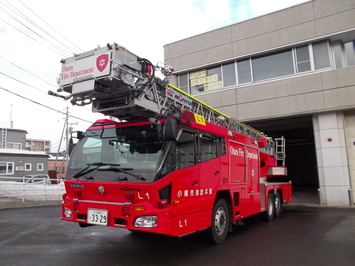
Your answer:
(228, 140), (246, 184)
(245, 146), (261, 216)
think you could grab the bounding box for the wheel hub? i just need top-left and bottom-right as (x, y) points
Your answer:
(215, 207), (226, 235)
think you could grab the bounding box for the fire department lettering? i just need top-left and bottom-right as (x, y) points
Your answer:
(61, 66), (94, 80)
(230, 146), (258, 159)
(177, 188), (213, 198)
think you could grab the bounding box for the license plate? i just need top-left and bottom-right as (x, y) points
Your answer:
(87, 209), (108, 225)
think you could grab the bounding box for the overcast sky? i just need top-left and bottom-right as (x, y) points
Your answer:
(0, 0), (310, 152)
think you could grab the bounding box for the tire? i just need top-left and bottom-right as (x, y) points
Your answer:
(205, 198), (229, 244)
(274, 191), (282, 218)
(260, 193), (275, 221)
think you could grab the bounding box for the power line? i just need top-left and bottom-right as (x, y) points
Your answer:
(18, 0), (83, 54)
(0, 1), (76, 56)
(0, 85), (92, 123)
(0, 55), (57, 88)
(0, 70), (52, 94)
(0, 17), (67, 57)
(0, 69), (93, 112)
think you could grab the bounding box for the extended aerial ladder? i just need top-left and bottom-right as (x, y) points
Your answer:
(49, 43), (283, 160)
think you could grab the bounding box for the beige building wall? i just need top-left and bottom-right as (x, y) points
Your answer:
(164, 0), (355, 206)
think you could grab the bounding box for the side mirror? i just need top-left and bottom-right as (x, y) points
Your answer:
(163, 115), (177, 141)
(69, 131), (85, 155)
(77, 131), (84, 140)
(69, 137), (75, 155)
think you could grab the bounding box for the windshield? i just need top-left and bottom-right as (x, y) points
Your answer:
(67, 124), (165, 182)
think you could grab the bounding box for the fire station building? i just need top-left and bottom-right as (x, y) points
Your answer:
(164, 0), (355, 206)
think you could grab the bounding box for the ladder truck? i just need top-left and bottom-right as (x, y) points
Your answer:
(50, 43), (291, 244)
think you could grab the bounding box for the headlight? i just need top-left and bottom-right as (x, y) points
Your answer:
(134, 215), (157, 228)
(64, 207), (73, 219)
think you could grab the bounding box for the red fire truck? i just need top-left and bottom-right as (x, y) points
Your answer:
(51, 43), (292, 244)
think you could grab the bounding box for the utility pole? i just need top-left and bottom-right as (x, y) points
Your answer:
(54, 108), (68, 179)
(54, 107), (78, 180)
(6, 103), (16, 128)
(9, 104), (13, 128)
(65, 107), (69, 164)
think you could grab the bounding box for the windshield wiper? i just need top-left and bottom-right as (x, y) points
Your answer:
(98, 167), (146, 181)
(73, 162), (121, 179)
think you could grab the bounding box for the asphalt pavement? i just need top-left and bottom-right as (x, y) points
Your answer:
(1, 204), (355, 266)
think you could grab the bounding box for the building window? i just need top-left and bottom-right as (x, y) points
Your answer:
(237, 59), (252, 84)
(6, 142), (22, 149)
(176, 38), (355, 94)
(222, 63), (236, 87)
(313, 40), (331, 70)
(190, 66), (223, 94)
(25, 163), (32, 171)
(178, 73), (188, 93)
(252, 49), (294, 81)
(0, 162), (14, 175)
(331, 41), (344, 69)
(344, 41), (355, 66)
(37, 163), (44, 171)
(295, 45), (311, 72)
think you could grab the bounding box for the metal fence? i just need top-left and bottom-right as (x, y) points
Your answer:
(0, 176), (65, 206)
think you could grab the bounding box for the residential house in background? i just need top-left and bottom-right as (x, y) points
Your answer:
(48, 153), (67, 180)
(0, 127), (49, 179)
(26, 138), (51, 153)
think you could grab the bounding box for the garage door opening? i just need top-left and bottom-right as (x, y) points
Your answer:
(249, 116), (319, 204)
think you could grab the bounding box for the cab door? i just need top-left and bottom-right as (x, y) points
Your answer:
(171, 129), (203, 236)
(171, 129), (200, 216)
(198, 132), (222, 209)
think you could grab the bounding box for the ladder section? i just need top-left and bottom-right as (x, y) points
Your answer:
(275, 137), (286, 166)
(160, 84), (275, 155)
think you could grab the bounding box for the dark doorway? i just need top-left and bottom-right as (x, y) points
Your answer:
(249, 116), (319, 204)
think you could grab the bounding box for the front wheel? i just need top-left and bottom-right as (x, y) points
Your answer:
(204, 198), (229, 244)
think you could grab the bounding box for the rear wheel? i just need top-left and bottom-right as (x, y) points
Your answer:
(205, 198), (229, 244)
(274, 191), (282, 218)
(261, 193), (275, 221)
